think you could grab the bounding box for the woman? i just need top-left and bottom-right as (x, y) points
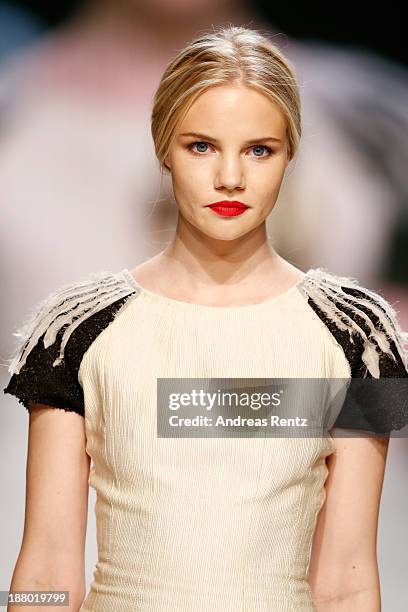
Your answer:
(4, 26), (408, 612)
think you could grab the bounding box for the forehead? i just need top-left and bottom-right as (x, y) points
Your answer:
(176, 84), (286, 138)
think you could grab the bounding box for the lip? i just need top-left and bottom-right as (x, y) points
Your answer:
(206, 200), (250, 217)
(207, 200), (249, 208)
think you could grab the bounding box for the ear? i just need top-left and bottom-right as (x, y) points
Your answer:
(164, 154), (171, 172)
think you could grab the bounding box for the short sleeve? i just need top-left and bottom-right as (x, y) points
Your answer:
(332, 376), (408, 435)
(331, 286), (408, 435)
(3, 269), (140, 417)
(299, 268), (408, 436)
(3, 326), (85, 416)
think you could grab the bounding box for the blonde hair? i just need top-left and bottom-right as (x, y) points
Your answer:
(151, 25), (302, 173)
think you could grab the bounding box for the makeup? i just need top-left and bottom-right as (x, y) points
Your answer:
(206, 200), (250, 217)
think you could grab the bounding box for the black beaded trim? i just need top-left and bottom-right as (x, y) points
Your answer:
(3, 293), (136, 417)
(306, 286), (408, 434)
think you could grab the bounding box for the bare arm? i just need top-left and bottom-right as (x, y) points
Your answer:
(308, 429), (389, 611)
(8, 403), (90, 612)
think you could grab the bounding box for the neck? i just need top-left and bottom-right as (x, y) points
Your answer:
(158, 219), (281, 288)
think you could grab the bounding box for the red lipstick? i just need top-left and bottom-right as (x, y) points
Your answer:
(206, 200), (250, 217)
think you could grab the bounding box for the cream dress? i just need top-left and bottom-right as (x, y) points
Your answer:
(4, 267), (408, 611)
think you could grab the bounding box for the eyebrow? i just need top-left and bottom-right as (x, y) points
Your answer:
(178, 132), (283, 144)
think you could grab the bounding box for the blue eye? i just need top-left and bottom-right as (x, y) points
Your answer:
(188, 141), (210, 154)
(187, 141), (274, 158)
(251, 145), (273, 157)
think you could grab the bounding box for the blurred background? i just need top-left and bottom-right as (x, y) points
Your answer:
(1, 1), (407, 608)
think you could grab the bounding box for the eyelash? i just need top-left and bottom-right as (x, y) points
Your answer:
(187, 141), (274, 159)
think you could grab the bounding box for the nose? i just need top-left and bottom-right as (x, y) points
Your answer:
(214, 153), (245, 192)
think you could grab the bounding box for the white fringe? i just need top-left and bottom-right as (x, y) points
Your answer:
(7, 269), (140, 375)
(7, 266), (408, 381)
(298, 267), (408, 379)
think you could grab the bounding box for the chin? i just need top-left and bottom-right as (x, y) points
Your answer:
(198, 225), (251, 241)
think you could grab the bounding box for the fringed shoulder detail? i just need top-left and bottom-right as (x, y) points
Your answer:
(298, 267), (408, 379)
(7, 268), (140, 376)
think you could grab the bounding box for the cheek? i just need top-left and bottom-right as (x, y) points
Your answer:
(251, 167), (285, 195)
(173, 163), (209, 194)
(171, 174), (204, 213)
(172, 173), (196, 198)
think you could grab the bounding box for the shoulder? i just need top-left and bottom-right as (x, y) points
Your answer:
(297, 268), (408, 434)
(298, 267), (408, 379)
(3, 268), (140, 414)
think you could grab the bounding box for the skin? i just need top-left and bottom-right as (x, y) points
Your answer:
(308, 432), (389, 610)
(131, 83), (305, 306)
(8, 404), (89, 611)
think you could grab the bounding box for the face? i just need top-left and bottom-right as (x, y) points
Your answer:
(164, 84), (289, 241)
